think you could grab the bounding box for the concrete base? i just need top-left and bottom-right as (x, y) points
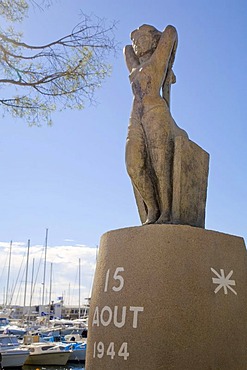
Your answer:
(86, 225), (247, 370)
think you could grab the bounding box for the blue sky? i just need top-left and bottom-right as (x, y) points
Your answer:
(0, 0), (246, 304)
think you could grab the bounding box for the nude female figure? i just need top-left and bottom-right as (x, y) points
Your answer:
(124, 24), (188, 225)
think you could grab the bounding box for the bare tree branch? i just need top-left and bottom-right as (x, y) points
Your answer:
(0, 4), (118, 125)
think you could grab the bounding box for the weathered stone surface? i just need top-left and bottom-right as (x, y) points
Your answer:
(135, 137), (209, 227)
(86, 225), (247, 370)
(172, 137), (209, 227)
(124, 24), (209, 227)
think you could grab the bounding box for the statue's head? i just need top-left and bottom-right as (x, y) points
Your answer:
(131, 24), (161, 58)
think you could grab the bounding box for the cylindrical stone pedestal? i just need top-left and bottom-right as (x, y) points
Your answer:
(86, 225), (247, 370)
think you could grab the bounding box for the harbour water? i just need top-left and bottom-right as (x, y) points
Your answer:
(22, 365), (85, 370)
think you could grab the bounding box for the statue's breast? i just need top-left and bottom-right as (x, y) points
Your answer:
(130, 65), (160, 98)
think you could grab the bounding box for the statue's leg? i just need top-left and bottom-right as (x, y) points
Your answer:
(126, 121), (159, 224)
(153, 142), (173, 224)
(143, 112), (173, 224)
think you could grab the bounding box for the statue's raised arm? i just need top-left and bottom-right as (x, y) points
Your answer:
(150, 25), (178, 69)
(123, 44), (139, 73)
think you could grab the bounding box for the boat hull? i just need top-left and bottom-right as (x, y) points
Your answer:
(24, 351), (70, 365)
(1, 349), (30, 368)
(68, 348), (86, 362)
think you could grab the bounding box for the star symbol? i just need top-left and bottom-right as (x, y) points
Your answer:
(211, 268), (237, 295)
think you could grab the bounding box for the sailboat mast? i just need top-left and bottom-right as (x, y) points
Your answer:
(49, 262), (53, 319)
(28, 258), (35, 322)
(68, 283), (70, 306)
(42, 228), (48, 307)
(5, 240), (12, 306)
(23, 239), (30, 310)
(78, 258), (81, 319)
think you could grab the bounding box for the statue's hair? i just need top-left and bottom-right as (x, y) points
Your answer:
(130, 24), (162, 50)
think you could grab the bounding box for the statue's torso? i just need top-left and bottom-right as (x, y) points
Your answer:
(129, 62), (162, 100)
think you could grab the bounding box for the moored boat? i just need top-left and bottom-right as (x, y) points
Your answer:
(0, 333), (30, 368)
(59, 335), (87, 362)
(67, 341), (86, 362)
(1, 348), (30, 368)
(21, 342), (71, 365)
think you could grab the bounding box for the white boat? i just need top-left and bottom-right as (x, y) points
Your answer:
(0, 311), (12, 334)
(38, 318), (87, 337)
(0, 309), (12, 319)
(0, 333), (30, 368)
(21, 342), (71, 365)
(1, 348), (30, 368)
(4, 324), (27, 338)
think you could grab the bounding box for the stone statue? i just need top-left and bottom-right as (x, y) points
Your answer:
(124, 24), (209, 227)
